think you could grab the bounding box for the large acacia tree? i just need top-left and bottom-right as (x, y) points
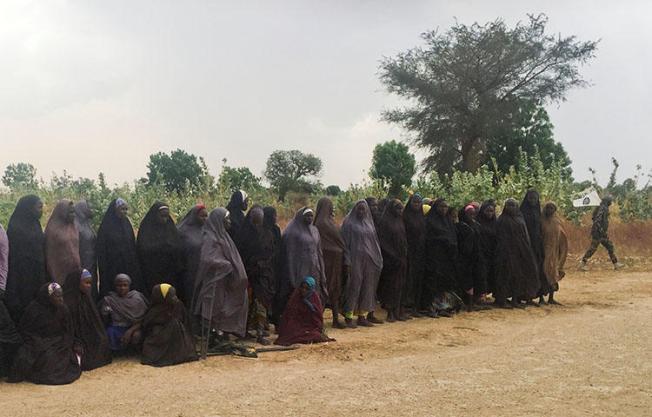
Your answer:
(380, 14), (597, 174)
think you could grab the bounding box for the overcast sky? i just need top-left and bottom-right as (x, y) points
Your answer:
(1, 0), (650, 188)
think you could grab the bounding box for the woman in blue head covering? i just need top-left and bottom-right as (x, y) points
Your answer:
(275, 276), (334, 346)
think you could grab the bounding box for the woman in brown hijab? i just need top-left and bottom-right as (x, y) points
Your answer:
(44, 200), (81, 284)
(541, 202), (568, 305)
(313, 197), (349, 329)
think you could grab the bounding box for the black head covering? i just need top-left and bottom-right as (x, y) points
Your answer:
(177, 205), (207, 304)
(377, 199), (408, 309)
(519, 189), (546, 290)
(137, 202), (185, 294)
(62, 270), (111, 370)
(494, 198), (541, 301)
(96, 199), (142, 297)
(5, 195), (47, 320)
(226, 190), (248, 238)
(235, 205), (276, 306)
(141, 284), (197, 367)
(426, 198), (457, 247)
(403, 194), (425, 238)
(9, 282), (81, 385)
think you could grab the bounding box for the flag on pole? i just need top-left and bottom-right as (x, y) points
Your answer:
(572, 188), (601, 208)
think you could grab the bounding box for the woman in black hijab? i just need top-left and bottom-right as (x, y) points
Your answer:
(495, 199), (541, 308)
(377, 199), (408, 322)
(263, 206), (283, 326)
(141, 284), (197, 367)
(402, 194), (426, 317)
(520, 189), (548, 305)
(5, 195), (47, 321)
(177, 204), (209, 304)
(96, 199), (143, 297)
(477, 200), (498, 297)
(9, 282), (82, 385)
(74, 200), (98, 299)
(137, 202), (186, 296)
(235, 205), (276, 344)
(456, 205), (488, 310)
(63, 269), (112, 371)
(226, 190), (249, 238)
(424, 198), (459, 317)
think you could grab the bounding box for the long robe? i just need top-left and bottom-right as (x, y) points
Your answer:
(495, 202), (541, 302)
(520, 190), (549, 296)
(456, 210), (487, 295)
(96, 199), (142, 297)
(45, 200), (81, 284)
(226, 190), (247, 239)
(235, 208), (276, 309)
(341, 200), (383, 315)
(377, 200), (408, 311)
(74, 201), (98, 299)
(141, 285), (197, 367)
(63, 271), (112, 371)
(263, 207), (283, 325)
(177, 206), (206, 305)
(542, 206), (568, 289)
(0, 224), (21, 377)
(193, 208), (249, 337)
(424, 200), (459, 298)
(5, 195), (47, 320)
(137, 202), (186, 295)
(478, 201), (498, 295)
(9, 284), (81, 385)
(313, 197), (347, 311)
(402, 195), (426, 310)
(275, 287), (325, 346)
(0, 224), (8, 291)
(277, 208), (327, 315)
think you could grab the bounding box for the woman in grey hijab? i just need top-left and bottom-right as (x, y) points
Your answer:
(177, 204), (208, 304)
(74, 200), (98, 299)
(192, 208), (249, 338)
(276, 207), (327, 319)
(341, 200), (383, 328)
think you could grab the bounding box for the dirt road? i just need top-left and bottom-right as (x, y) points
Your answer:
(1, 270), (651, 417)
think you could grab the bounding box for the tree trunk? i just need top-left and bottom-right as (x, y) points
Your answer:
(461, 138), (481, 172)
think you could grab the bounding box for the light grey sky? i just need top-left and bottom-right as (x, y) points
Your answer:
(1, 0), (650, 188)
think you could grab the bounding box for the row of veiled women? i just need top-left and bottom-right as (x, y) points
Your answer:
(0, 188), (568, 385)
(0, 191), (327, 384)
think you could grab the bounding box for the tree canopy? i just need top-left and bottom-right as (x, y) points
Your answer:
(487, 99), (571, 176)
(379, 14), (597, 175)
(2, 162), (38, 190)
(146, 149), (213, 193)
(264, 150), (322, 201)
(218, 163), (262, 193)
(369, 140), (417, 197)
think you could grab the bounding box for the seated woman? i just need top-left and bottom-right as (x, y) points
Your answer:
(141, 284), (197, 367)
(275, 277), (334, 346)
(9, 283), (81, 385)
(63, 269), (112, 370)
(99, 274), (148, 353)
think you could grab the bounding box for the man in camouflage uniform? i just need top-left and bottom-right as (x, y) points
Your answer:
(579, 195), (625, 271)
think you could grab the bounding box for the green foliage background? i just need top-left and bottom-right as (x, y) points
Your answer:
(2, 148), (649, 230)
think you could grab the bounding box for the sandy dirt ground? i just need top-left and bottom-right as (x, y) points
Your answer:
(1, 269), (651, 417)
